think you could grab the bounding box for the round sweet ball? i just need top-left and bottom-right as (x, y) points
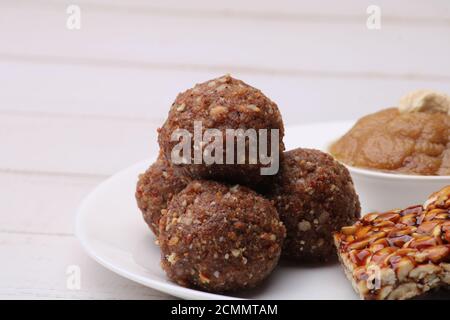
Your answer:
(269, 148), (361, 262)
(158, 75), (285, 188)
(135, 152), (190, 236)
(159, 180), (286, 292)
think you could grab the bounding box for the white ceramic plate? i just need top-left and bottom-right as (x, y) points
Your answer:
(76, 120), (362, 300)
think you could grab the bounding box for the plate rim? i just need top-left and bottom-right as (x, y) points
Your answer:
(75, 160), (244, 300)
(75, 120), (357, 300)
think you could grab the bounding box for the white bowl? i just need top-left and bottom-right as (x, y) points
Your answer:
(286, 121), (450, 214)
(345, 166), (450, 213)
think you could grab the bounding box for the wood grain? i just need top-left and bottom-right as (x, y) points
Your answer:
(0, 171), (101, 235)
(9, 0), (450, 21)
(1, 0), (449, 299)
(1, 2), (449, 77)
(0, 233), (171, 299)
(1, 62), (450, 129)
(0, 113), (158, 176)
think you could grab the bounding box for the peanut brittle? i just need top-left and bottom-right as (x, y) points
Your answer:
(334, 186), (450, 300)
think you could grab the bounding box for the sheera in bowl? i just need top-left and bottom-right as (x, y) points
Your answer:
(329, 90), (450, 213)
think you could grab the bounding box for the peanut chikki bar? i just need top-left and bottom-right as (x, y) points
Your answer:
(334, 186), (450, 300)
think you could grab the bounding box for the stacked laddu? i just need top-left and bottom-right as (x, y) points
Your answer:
(136, 75), (361, 292)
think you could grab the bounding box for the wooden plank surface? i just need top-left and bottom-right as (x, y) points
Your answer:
(0, 113), (157, 176)
(9, 0), (450, 21)
(1, 0), (449, 299)
(1, 1), (450, 77)
(1, 61), (450, 127)
(0, 172), (100, 235)
(0, 233), (171, 299)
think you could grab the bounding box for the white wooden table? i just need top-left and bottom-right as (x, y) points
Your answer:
(1, 0), (449, 299)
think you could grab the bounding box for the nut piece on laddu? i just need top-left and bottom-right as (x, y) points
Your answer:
(334, 186), (450, 300)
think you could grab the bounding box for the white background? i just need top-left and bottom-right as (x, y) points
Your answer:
(1, 0), (449, 299)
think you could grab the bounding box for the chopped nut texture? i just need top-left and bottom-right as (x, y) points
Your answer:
(135, 151), (190, 235)
(159, 180), (286, 292)
(270, 148), (360, 262)
(334, 185), (450, 300)
(158, 75), (285, 188)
